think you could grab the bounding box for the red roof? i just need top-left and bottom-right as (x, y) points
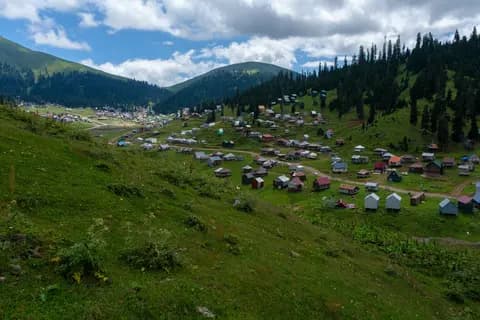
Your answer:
(458, 196), (473, 204)
(374, 162), (386, 169)
(316, 176), (330, 185)
(289, 177), (304, 186)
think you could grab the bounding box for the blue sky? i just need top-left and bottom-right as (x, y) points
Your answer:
(0, 1), (477, 87)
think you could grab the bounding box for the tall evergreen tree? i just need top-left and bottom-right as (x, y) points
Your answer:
(437, 116), (449, 150)
(410, 99), (418, 125)
(421, 106), (430, 131)
(468, 115), (479, 141)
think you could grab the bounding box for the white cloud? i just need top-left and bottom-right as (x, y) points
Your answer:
(2, 0), (480, 84)
(32, 28), (91, 51)
(78, 12), (99, 28)
(163, 41), (174, 46)
(81, 51), (224, 87)
(302, 60), (334, 69)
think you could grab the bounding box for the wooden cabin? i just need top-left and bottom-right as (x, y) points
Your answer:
(410, 192), (426, 206)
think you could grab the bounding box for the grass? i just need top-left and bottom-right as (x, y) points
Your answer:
(1, 106), (480, 319)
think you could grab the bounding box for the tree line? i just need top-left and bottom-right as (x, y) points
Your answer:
(228, 28), (480, 148)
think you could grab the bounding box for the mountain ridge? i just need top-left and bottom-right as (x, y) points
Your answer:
(0, 36), (292, 111)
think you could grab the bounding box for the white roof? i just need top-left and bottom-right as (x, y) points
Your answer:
(439, 198), (452, 208)
(365, 182), (379, 187)
(255, 177), (264, 183)
(355, 145), (365, 149)
(365, 193), (380, 201)
(422, 152), (435, 157)
(276, 175), (290, 183)
(387, 193), (402, 201)
(214, 168), (224, 173)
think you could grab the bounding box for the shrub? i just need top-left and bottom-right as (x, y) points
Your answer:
(233, 196), (256, 213)
(184, 216), (208, 233)
(95, 163), (111, 172)
(121, 241), (182, 272)
(56, 219), (108, 284)
(107, 184), (144, 198)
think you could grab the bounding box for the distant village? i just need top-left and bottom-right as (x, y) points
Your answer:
(113, 99), (480, 217)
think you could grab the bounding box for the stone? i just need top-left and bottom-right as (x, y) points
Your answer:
(196, 306), (215, 318)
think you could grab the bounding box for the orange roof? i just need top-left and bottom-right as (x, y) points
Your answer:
(389, 156), (401, 164)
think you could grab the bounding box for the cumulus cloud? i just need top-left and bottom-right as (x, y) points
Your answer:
(78, 12), (99, 28)
(28, 17), (91, 51)
(163, 41), (174, 46)
(1, 0), (480, 83)
(81, 51), (224, 87)
(32, 28), (91, 51)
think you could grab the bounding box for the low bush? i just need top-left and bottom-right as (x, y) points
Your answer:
(121, 241), (182, 272)
(55, 219), (108, 284)
(107, 184), (144, 198)
(184, 216), (207, 233)
(233, 196), (256, 213)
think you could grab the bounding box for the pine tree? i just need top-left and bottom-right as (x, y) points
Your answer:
(468, 115), (479, 141)
(421, 106), (430, 131)
(367, 105), (376, 124)
(410, 99), (418, 125)
(451, 110), (464, 142)
(430, 107), (438, 132)
(437, 116), (449, 149)
(454, 29), (460, 43)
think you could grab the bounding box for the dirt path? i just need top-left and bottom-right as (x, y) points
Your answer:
(413, 236), (480, 248)
(451, 180), (471, 197)
(192, 146), (453, 199)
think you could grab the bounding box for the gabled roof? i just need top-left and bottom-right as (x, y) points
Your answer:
(315, 176), (331, 185)
(374, 162), (387, 168)
(289, 177), (304, 186)
(387, 193), (402, 201)
(439, 198), (453, 208)
(275, 175), (290, 183)
(365, 182), (379, 187)
(458, 196), (473, 204)
(365, 193), (380, 201)
(422, 152), (435, 157)
(409, 162), (424, 168)
(333, 162), (347, 169)
(389, 156), (402, 163)
(426, 160), (443, 168)
(340, 184), (358, 191)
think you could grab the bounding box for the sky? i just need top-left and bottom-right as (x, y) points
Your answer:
(0, 0), (479, 87)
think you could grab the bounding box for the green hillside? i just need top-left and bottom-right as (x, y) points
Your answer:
(0, 36), (172, 109)
(168, 62), (289, 93)
(0, 36), (101, 76)
(157, 62), (291, 111)
(0, 104), (479, 319)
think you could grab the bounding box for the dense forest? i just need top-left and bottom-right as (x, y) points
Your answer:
(0, 64), (172, 109)
(229, 28), (480, 146)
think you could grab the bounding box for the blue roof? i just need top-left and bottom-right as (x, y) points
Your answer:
(333, 162), (347, 169)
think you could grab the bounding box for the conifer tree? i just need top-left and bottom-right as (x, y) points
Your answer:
(468, 115), (479, 141)
(410, 99), (418, 125)
(437, 116), (449, 149)
(421, 106), (430, 131)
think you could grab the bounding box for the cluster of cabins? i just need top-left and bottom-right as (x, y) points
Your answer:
(438, 184), (480, 215)
(192, 151), (244, 178)
(329, 144), (480, 180)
